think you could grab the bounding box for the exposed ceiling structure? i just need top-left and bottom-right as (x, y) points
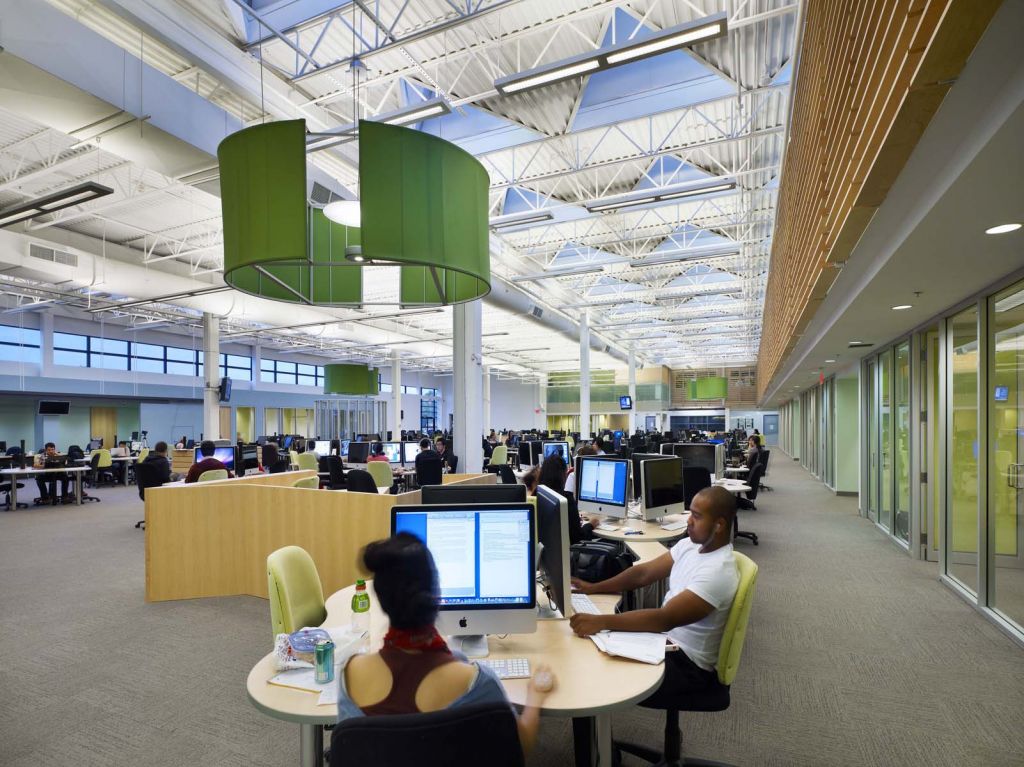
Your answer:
(0, 0), (799, 378)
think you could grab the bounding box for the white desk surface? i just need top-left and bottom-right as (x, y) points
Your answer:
(246, 582), (663, 725)
(625, 540), (672, 566)
(1, 465), (90, 476)
(714, 480), (752, 493)
(723, 465), (749, 474)
(591, 514), (689, 543)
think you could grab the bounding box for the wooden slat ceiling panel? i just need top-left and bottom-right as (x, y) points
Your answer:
(756, 0), (1001, 401)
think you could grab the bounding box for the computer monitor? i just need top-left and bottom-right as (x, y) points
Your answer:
(613, 430), (624, 451)
(638, 456), (685, 520)
(381, 441), (403, 464)
(347, 441), (370, 464)
(282, 435), (294, 449)
(576, 456), (630, 518)
(518, 440), (543, 466)
(340, 439), (350, 458)
(542, 441), (570, 461)
(535, 485), (573, 619)
(392, 504), (536, 656)
(420, 484), (527, 504)
(87, 439), (102, 451)
(630, 452), (673, 499)
(193, 446), (235, 470)
(129, 441), (142, 453)
(241, 445), (259, 472)
(675, 443), (723, 477)
(402, 441), (421, 464)
(312, 440), (332, 456)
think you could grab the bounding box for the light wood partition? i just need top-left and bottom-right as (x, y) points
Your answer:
(145, 471), (497, 603)
(171, 449), (193, 475)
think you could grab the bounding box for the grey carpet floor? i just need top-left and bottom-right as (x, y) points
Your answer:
(1, 458), (1022, 766)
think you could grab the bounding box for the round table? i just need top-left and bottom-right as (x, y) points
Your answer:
(714, 480), (752, 494)
(722, 465), (749, 477)
(247, 582), (665, 767)
(590, 514), (689, 543)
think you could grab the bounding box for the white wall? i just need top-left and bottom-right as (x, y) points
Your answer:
(489, 378), (538, 432)
(726, 409), (778, 435)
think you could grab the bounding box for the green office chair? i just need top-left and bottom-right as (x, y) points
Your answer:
(615, 551), (759, 767)
(490, 444), (508, 467)
(267, 545), (327, 639)
(292, 476), (320, 489)
(197, 469), (229, 482)
(288, 449), (300, 468)
(366, 461), (393, 490)
(295, 452), (319, 471)
(137, 448), (150, 463)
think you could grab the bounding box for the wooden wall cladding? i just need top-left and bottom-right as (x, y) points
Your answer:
(757, 0), (1000, 401)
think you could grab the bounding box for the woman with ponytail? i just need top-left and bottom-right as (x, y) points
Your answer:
(337, 533), (555, 755)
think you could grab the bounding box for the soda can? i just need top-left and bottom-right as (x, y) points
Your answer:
(314, 638), (335, 684)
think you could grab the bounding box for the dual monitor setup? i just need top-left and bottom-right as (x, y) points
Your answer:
(390, 482), (572, 657)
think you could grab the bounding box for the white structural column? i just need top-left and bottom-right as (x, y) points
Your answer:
(628, 348), (637, 433)
(579, 311), (591, 438)
(482, 365), (492, 434)
(390, 350), (402, 440)
(202, 312), (220, 440)
(453, 300), (484, 473)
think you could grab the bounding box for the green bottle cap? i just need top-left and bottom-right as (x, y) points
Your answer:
(355, 579), (366, 587)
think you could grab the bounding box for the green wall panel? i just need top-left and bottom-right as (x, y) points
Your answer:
(324, 364), (379, 395)
(689, 377), (728, 400)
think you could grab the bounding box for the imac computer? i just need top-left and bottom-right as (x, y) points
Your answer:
(392, 504), (536, 656)
(402, 441), (421, 464)
(193, 446), (235, 470)
(420, 484), (527, 504)
(241, 445), (260, 473)
(347, 441), (370, 464)
(518, 440), (542, 467)
(535, 485), (573, 619)
(576, 456), (630, 518)
(381, 441), (403, 464)
(542, 441), (570, 461)
(638, 456), (686, 520)
(312, 440), (332, 456)
(674, 443), (724, 478)
(630, 453), (673, 499)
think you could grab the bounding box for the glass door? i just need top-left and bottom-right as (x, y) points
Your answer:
(948, 305), (979, 595)
(988, 280), (1024, 630)
(879, 350), (893, 531)
(867, 359), (878, 523)
(894, 342), (911, 542)
(923, 327), (941, 561)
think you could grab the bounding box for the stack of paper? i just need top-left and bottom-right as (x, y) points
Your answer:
(589, 631), (666, 665)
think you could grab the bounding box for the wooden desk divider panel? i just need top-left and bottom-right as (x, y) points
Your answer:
(441, 473), (497, 485)
(145, 471), (498, 603)
(171, 449), (194, 475)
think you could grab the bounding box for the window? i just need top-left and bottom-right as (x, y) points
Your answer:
(420, 398), (438, 432)
(422, 387), (440, 398)
(402, 385), (420, 395)
(222, 353), (252, 381)
(0, 324), (41, 363)
(260, 358), (319, 386)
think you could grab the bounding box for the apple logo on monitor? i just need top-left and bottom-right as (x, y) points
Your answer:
(459, 617), (468, 628)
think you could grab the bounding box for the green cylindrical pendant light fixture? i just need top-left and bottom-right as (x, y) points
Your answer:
(324, 364), (380, 395)
(218, 118), (490, 307)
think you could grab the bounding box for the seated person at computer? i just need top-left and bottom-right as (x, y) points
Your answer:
(140, 441), (174, 485)
(34, 442), (70, 504)
(433, 437), (455, 471)
(367, 442), (389, 463)
(536, 454), (598, 544)
(569, 487), (739, 705)
(184, 440), (234, 483)
(338, 534), (555, 754)
(744, 436), (763, 470)
(564, 444), (596, 495)
(521, 466), (539, 496)
(414, 438), (442, 474)
(174, 435), (188, 449)
(260, 443), (288, 474)
(108, 440), (131, 482)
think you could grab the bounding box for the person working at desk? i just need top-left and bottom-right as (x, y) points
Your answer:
(744, 436), (763, 471)
(536, 454), (598, 544)
(367, 442), (389, 463)
(569, 487), (739, 706)
(261, 443), (288, 474)
(140, 441), (173, 484)
(338, 533), (555, 755)
(184, 440), (234, 483)
(564, 443), (597, 495)
(34, 442), (70, 504)
(433, 437), (455, 472)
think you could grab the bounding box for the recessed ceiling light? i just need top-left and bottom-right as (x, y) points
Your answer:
(892, 304), (912, 310)
(985, 223), (1021, 235)
(825, 359), (836, 363)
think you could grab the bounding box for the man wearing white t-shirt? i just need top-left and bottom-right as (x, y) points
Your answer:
(569, 486), (740, 703)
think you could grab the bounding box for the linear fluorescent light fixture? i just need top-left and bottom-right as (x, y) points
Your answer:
(87, 286), (231, 313)
(586, 181), (735, 214)
(375, 98), (451, 126)
(510, 264), (606, 282)
(490, 211), (554, 230)
(629, 247), (741, 268)
(0, 182), (114, 228)
(494, 13), (727, 96)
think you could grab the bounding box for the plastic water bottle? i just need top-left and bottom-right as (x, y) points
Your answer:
(351, 579), (371, 647)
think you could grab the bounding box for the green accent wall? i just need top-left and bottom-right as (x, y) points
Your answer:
(324, 364), (379, 396)
(689, 377), (728, 400)
(835, 375), (860, 493)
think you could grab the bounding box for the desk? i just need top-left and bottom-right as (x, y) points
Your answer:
(0, 466), (90, 507)
(714, 480), (752, 494)
(722, 465), (749, 477)
(246, 583), (664, 767)
(591, 514), (689, 543)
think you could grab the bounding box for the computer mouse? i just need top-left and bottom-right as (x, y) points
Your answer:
(533, 670), (554, 692)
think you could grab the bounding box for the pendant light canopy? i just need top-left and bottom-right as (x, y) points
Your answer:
(218, 119), (490, 307)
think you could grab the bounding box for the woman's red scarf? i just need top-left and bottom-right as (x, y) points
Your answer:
(382, 626), (451, 653)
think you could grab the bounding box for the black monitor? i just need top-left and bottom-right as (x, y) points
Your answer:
(542, 441), (570, 462)
(420, 484), (527, 504)
(241, 445), (259, 471)
(518, 440), (543, 466)
(536, 485), (573, 618)
(638, 456), (686, 520)
(675, 443), (717, 474)
(347, 441), (370, 464)
(630, 452), (673, 499)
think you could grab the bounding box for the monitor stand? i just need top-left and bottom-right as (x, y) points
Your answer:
(452, 634), (490, 658)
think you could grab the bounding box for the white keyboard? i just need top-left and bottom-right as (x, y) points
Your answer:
(596, 523), (620, 532)
(660, 520), (687, 531)
(571, 593), (601, 615)
(477, 657), (530, 679)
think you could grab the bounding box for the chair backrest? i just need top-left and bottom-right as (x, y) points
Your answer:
(266, 545), (327, 639)
(759, 449), (771, 475)
(715, 551), (759, 686)
(346, 469), (380, 494)
(448, 454), (459, 474)
(366, 461), (393, 488)
(288, 449), (299, 466)
(326, 455), (346, 487)
(329, 702), (523, 767)
(416, 454), (443, 487)
(268, 458), (289, 474)
(198, 469), (229, 482)
(89, 453), (101, 470)
(293, 476), (320, 489)
(744, 464), (764, 501)
(95, 448), (113, 468)
(137, 448), (150, 463)
(67, 445), (84, 460)
(682, 466), (712, 509)
(295, 452), (319, 471)
(497, 464), (517, 485)
(134, 460), (164, 501)
(490, 444), (508, 467)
